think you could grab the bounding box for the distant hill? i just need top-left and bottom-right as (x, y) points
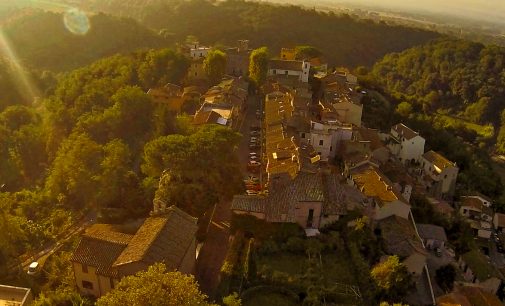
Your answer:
(75, 0), (440, 67)
(2, 10), (172, 71)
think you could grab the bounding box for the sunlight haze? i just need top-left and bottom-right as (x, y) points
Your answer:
(338, 0), (505, 24)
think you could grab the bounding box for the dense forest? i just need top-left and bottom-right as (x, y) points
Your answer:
(1, 10), (171, 71)
(0, 48), (242, 278)
(368, 39), (505, 153)
(75, 0), (440, 67)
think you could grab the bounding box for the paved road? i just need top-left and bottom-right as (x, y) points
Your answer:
(195, 94), (259, 299)
(9, 211), (95, 275)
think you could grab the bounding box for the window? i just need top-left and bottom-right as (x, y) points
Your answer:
(273, 69), (276, 74)
(301, 133), (305, 138)
(110, 278), (114, 289)
(318, 152), (321, 156)
(444, 174), (447, 179)
(319, 139), (324, 146)
(285, 70), (288, 75)
(82, 281), (93, 290)
(82, 264), (88, 273)
(330, 146), (333, 151)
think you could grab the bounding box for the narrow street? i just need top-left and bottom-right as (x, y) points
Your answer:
(195, 94), (259, 299)
(7, 211), (95, 276)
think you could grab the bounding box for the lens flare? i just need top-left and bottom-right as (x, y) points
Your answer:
(0, 29), (39, 102)
(63, 8), (90, 36)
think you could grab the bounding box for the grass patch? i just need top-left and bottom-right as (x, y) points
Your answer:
(257, 252), (357, 287)
(231, 214), (305, 242)
(435, 113), (494, 138)
(244, 292), (299, 306)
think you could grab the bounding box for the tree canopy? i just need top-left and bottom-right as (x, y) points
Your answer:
(370, 39), (505, 151)
(143, 125), (243, 216)
(75, 0), (440, 67)
(249, 47), (269, 87)
(204, 49), (227, 84)
(97, 263), (216, 306)
(2, 10), (172, 71)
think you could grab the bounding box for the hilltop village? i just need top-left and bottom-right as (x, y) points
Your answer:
(4, 40), (504, 306)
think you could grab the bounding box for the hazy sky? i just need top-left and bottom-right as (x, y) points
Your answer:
(339, 0), (505, 25)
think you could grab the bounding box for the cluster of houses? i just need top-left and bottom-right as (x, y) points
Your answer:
(61, 41), (504, 305)
(229, 50), (504, 305)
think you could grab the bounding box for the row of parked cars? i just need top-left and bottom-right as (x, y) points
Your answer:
(245, 121), (267, 196)
(492, 232), (504, 253)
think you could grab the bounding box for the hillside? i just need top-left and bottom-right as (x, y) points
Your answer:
(76, 0), (440, 67)
(1, 10), (172, 71)
(369, 39), (505, 152)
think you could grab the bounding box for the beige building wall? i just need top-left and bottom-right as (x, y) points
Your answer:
(73, 262), (102, 297)
(294, 202), (323, 229)
(188, 60), (205, 81)
(342, 140), (370, 156)
(333, 100), (362, 127)
(375, 200), (411, 221)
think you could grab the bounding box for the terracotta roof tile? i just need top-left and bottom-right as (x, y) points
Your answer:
(350, 165), (404, 204)
(71, 234), (130, 278)
(378, 215), (426, 258)
(423, 150), (455, 170)
(358, 127), (384, 150)
(392, 123), (420, 140)
(113, 206), (197, 270)
(193, 110), (222, 125)
(417, 224), (447, 242)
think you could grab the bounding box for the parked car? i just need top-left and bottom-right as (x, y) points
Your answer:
(244, 176), (259, 183)
(249, 152), (258, 156)
(27, 261), (40, 275)
(435, 248), (442, 257)
(497, 244), (505, 253)
(250, 125), (260, 131)
(250, 155), (259, 161)
(246, 184), (262, 191)
(249, 143), (260, 149)
(248, 161), (261, 166)
(246, 190), (258, 195)
(493, 232), (500, 243)
(250, 131), (260, 136)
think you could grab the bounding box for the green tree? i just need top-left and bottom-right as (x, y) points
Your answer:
(45, 133), (103, 208)
(33, 287), (92, 306)
(249, 47), (269, 86)
(97, 263), (216, 306)
(294, 45), (322, 60)
(371, 255), (412, 301)
(223, 292), (242, 306)
(464, 97), (491, 124)
(98, 139), (144, 213)
(142, 125), (243, 216)
(396, 102), (413, 117)
(204, 49), (227, 84)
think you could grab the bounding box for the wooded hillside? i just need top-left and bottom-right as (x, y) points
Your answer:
(369, 39), (505, 153)
(77, 0), (440, 67)
(2, 10), (171, 71)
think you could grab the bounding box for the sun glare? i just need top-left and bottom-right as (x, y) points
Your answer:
(0, 28), (39, 102)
